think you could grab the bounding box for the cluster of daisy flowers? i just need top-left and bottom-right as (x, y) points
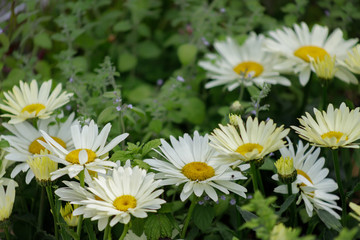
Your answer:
(199, 22), (360, 89)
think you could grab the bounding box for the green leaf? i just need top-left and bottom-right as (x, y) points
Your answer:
(247, 85), (260, 98)
(83, 219), (97, 240)
(130, 106), (146, 118)
(0, 139), (10, 148)
(276, 194), (297, 216)
(34, 32), (52, 49)
(35, 61), (51, 79)
(317, 209), (342, 232)
(177, 43), (198, 66)
(142, 139), (161, 155)
(346, 181), (360, 198)
(97, 106), (118, 125)
(236, 206), (258, 222)
(180, 97), (206, 124)
(158, 201), (184, 214)
(109, 150), (129, 162)
(148, 119), (163, 133)
(137, 41), (161, 59)
(5, 69), (25, 88)
(133, 159), (150, 170)
(334, 228), (358, 240)
(137, 23), (151, 37)
(118, 52), (137, 72)
(0, 34), (10, 55)
(131, 217), (146, 237)
(113, 20), (132, 32)
(144, 214), (173, 240)
(193, 205), (215, 231)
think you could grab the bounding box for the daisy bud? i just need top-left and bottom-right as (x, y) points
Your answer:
(230, 100), (242, 112)
(229, 113), (241, 126)
(0, 181), (16, 221)
(27, 150), (58, 186)
(311, 55), (337, 83)
(274, 156), (297, 184)
(60, 203), (79, 227)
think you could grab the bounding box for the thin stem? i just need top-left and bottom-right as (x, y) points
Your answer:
(77, 171), (85, 237)
(256, 168), (264, 195)
(45, 186), (59, 240)
(332, 149), (346, 226)
(103, 223), (110, 240)
(118, 223), (129, 240)
(4, 223), (10, 240)
(250, 162), (258, 192)
(287, 183), (296, 227)
(181, 198), (197, 239)
(37, 187), (45, 230)
(321, 83), (328, 111)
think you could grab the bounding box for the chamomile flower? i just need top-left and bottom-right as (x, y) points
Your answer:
(144, 131), (248, 202)
(55, 165), (165, 231)
(209, 116), (289, 166)
(0, 180), (17, 221)
(0, 80), (73, 124)
(265, 22), (358, 86)
(40, 120), (128, 180)
(1, 113), (76, 183)
(343, 44), (360, 74)
(198, 33), (291, 91)
(292, 102), (360, 149)
(272, 139), (341, 219)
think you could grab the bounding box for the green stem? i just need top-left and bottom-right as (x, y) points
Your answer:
(287, 183), (296, 227)
(37, 187), (45, 230)
(45, 186), (59, 240)
(250, 162), (258, 192)
(332, 149), (346, 226)
(103, 223), (110, 240)
(256, 168), (264, 195)
(181, 198), (197, 239)
(77, 171), (85, 237)
(321, 83), (328, 111)
(4, 223), (10, 240)
(118, 223), (129, 240)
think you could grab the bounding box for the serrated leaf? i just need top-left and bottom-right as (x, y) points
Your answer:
(276, 194), (297, 216)
(193, 205), (215, 231)
(142, 139), (161, 155)
(34, 32), (52, 49)
(131, 217), (146, 237)
(109, 150), (129, 162)
(133, 159), (150, 170)
(144, 214), (173, 240)
(317, 209), (342, 232)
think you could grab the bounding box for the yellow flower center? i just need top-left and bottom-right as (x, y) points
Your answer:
(321, 131), (347, 143)
(294, 46), (329, 62)
(65, 149), (96, 164)
(29, 136), (66, 154)
(236, 143), (263, 156)
(182, 162), (215, 181)
(233, 61), (264, 77)
(21, 103), (46, 115)
(113, 195), (137, 211)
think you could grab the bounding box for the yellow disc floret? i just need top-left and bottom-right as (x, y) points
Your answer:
(29, 136), (66, 154)
(21, 103), (46, 115)
(233, 61), (264, 77)
(113, 195), (137, 211)
(65, 149), (96, 164)
(321, 131), (347, 143)
(182, 162), (215, 181)
(236, 143), (263, 156)
(294, 46), (329, 62)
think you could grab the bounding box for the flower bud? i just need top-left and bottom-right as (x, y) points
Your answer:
(274, 156), (297, 183)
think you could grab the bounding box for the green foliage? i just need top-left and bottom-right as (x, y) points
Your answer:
(193, 205), (216, 231)
(144, 214), (173, 240)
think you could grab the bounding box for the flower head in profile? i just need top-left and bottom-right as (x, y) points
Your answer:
(27, 152), (58, 186)
(60, 203), (79, 227)
(209, 116), (289, 166)
(265, 22), (358, 86)
(145, 131), (248, 202)
(292, 102), (360, 149)
(1, 114), (76, 183)
(0, 80), (73, 124)
(343, 44), (360, 74)
(349, 202), (360, 224)
(311, 55), (338, 81)
(199, 33), (291, 91)
(40, 120), (129, 180)
(0, 180), (17, 221)
(55, 165), (165, 231)
(272, 139), (341, 219)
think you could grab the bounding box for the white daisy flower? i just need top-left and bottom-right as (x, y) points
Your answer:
(292, 102), (360, 149)
(144, 131), (247, 202)
(40, 120), (129, 180)
(198, 33), (291, 91)
(272, 139), (341, 219)
(209, 116), (289, 166)
(0, 79), (73, 124)
(55, 165), (165, 231)
(343, 44), (360, 74)
(0, 180), (17, 221)
(1, 113), (76, 183)
(265, 22), (358, 86)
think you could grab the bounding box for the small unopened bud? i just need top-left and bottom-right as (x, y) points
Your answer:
(60, 203), (79, 227)
(230, 100), (242, 112)
(229, 113), (241, 126)
(274, 156), (297, 183)
(27, 150), (58, 186)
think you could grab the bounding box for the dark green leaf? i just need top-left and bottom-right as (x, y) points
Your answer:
(276, 194), (297, 216)
(34, 32), (52, 49)
(142, 139), (161, 155)
(193, 205), (215, 231)
(236, 206), (258, 222)
(131, 218), (146, 237)
(144, 214), (173, 240)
